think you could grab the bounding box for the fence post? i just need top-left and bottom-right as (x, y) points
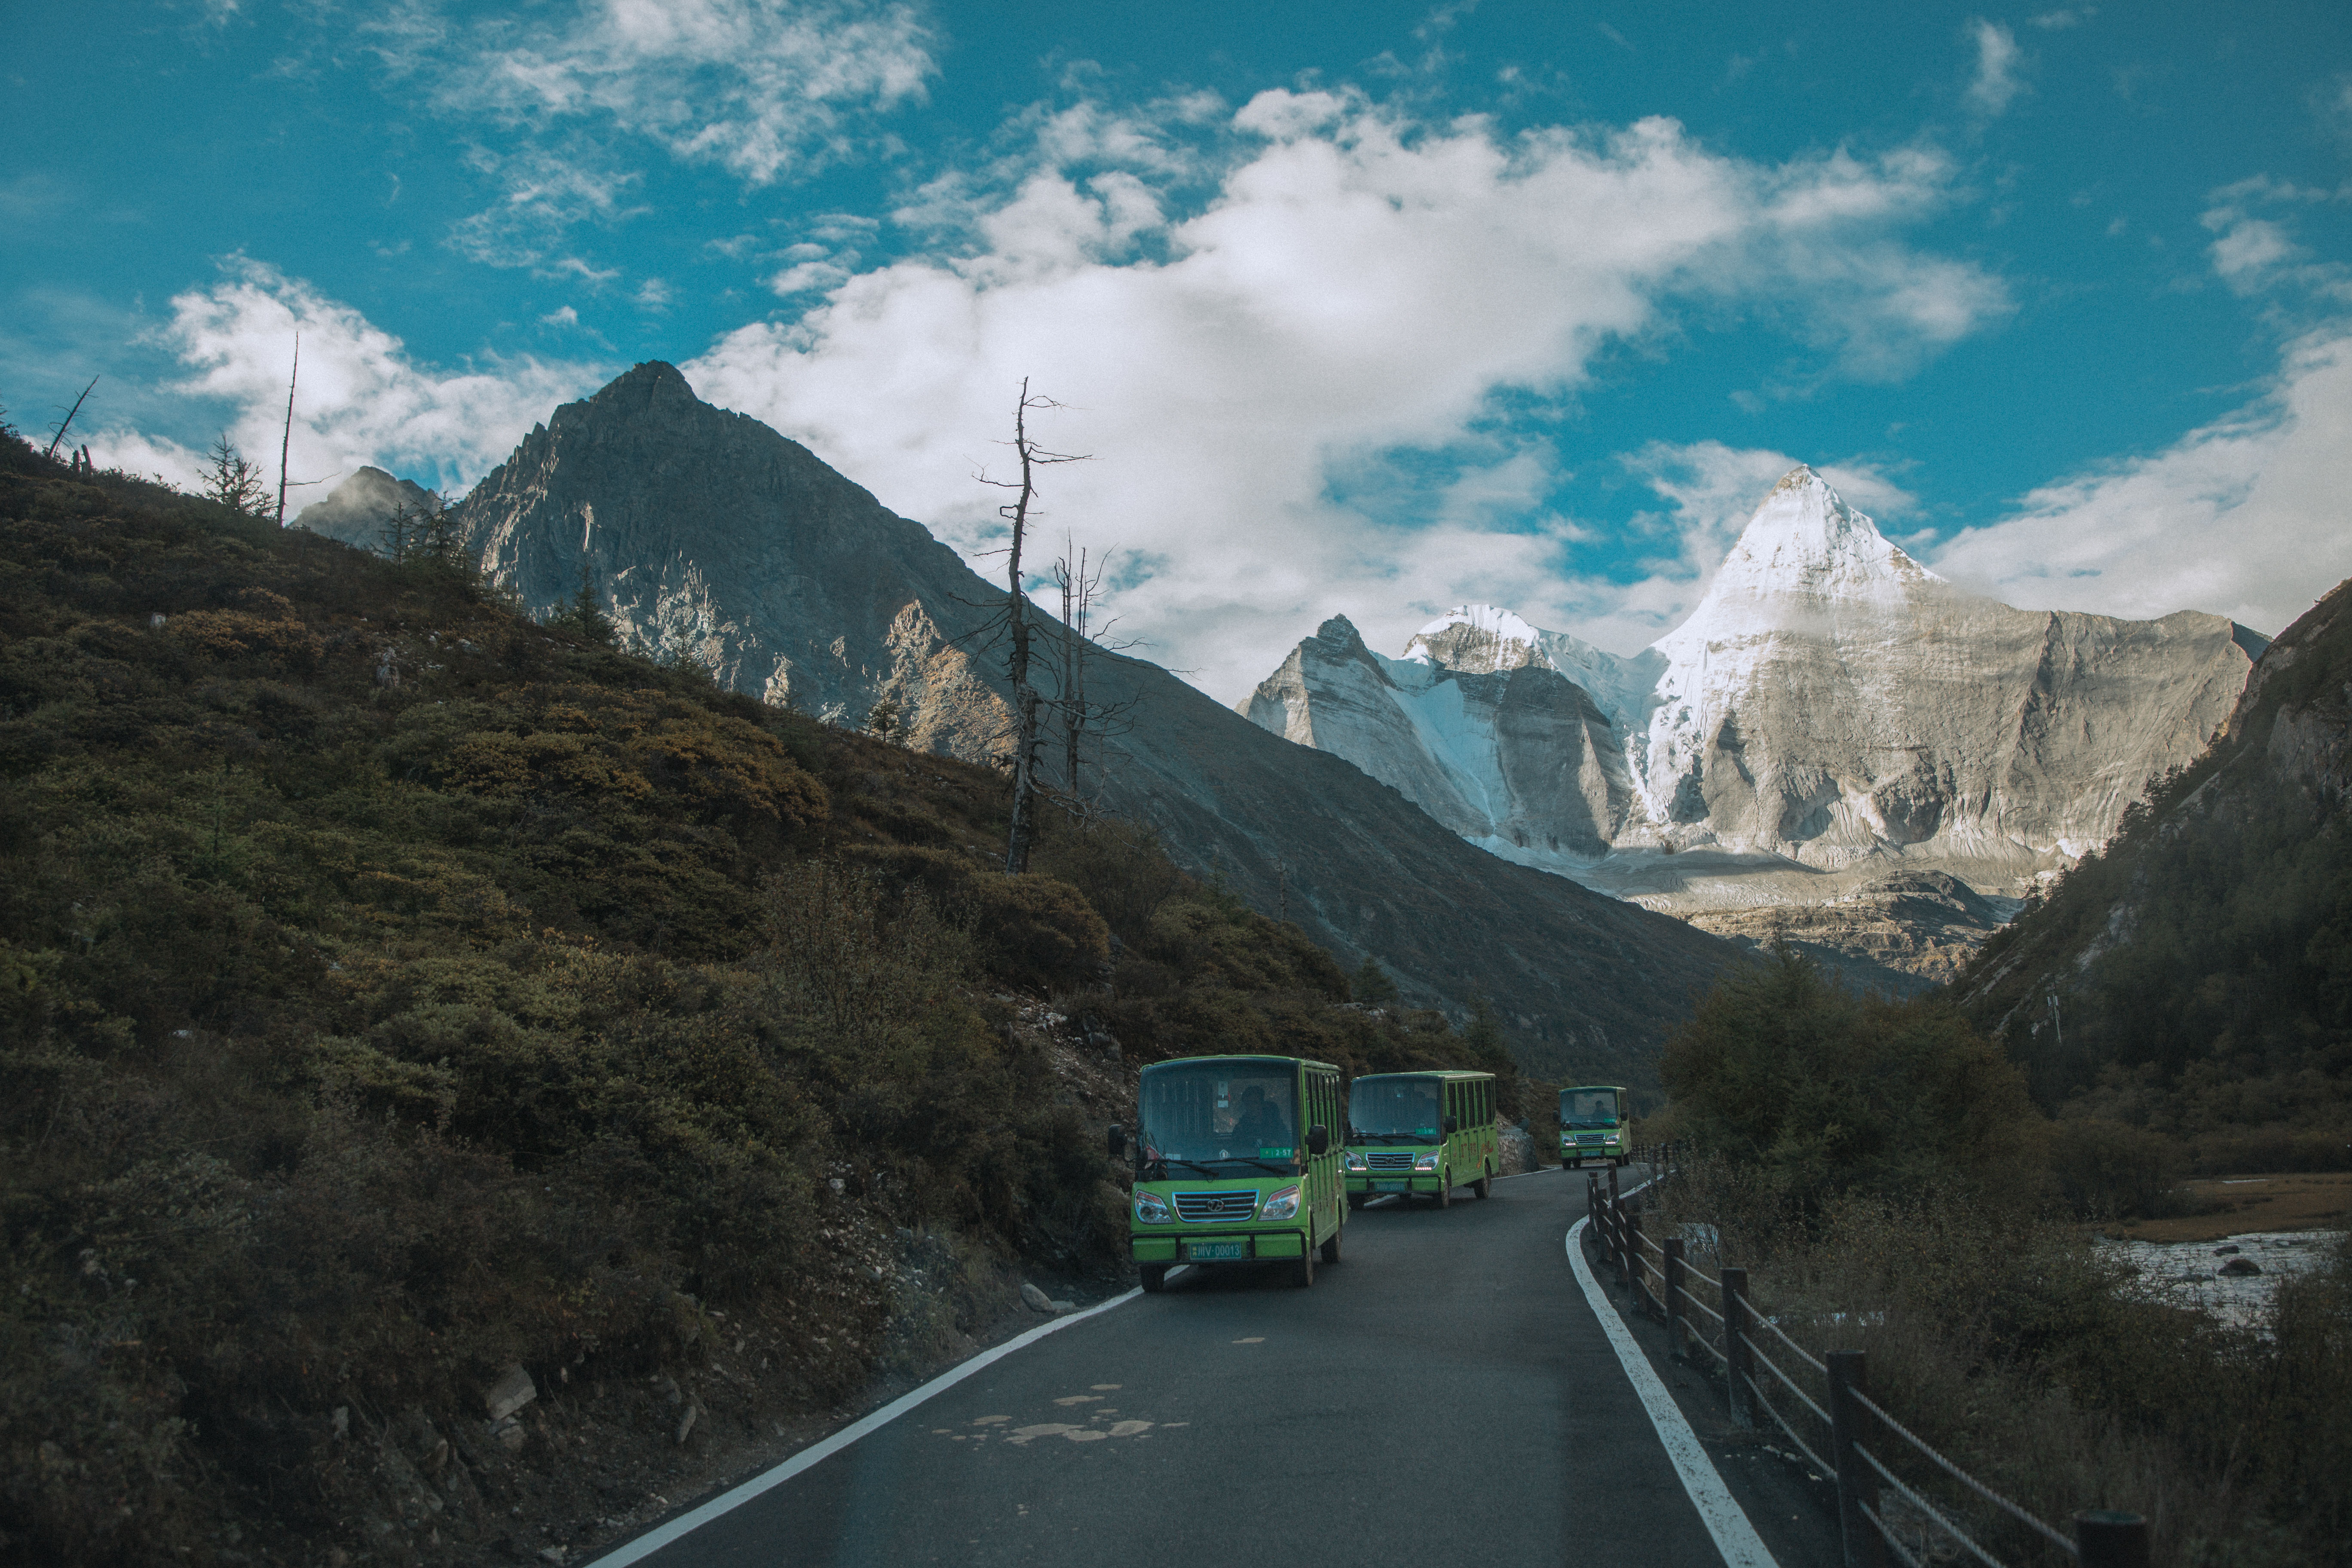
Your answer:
(1663, 1236), (1687, 1357)
(1626, 1206), (1648, 1311)
(1827, 1350), (1886, 1568)
(1723, 1267), (1753, 1430)
(1586, 1173), (1605, 1265)
(2074, 1512), (2150, 1568)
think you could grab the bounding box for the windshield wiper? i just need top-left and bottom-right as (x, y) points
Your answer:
(1154, 1157), (1224, 1176)
(1213, 1157), (1298, 1175)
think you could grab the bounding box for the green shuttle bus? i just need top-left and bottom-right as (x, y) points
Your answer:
(1114, 1054), (1346, 1292)
(1342, 1070), (1499, 1207)
(1560, 1084), (1629, 1167)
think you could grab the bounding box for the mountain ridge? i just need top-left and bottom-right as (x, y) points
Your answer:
(1243, 466), (2263, 987)
(434, 361), (1739, 1081)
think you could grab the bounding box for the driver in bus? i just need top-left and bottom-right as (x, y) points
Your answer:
(1230, 1085), (1290, 1151)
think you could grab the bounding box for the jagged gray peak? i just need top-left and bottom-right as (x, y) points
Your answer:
(1242, 612), (1631, 858)
(291, 465), (439, 552)
(444, 362), (1739, 1080)
(454, 361), (1004, 734)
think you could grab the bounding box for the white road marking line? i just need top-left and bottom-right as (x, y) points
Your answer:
(585, 1289), (1143, 1566)
(1567, 1208), (1778, 1568)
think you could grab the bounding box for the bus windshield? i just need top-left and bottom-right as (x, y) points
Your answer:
(1561, 1088), (1619, 1129)
(1350, 1077), (1442, 1143)
(1138, 1061), (1299, 1168)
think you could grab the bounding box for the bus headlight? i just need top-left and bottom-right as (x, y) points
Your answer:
(1413, 1151), (1440, 1172)
(1259, 1185), (1302, 1222)
(1343, 1152), (1367, 1172)
(1133, 1190), (1170, 1224)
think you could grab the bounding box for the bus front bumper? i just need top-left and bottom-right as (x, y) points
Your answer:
(1131, 1229), (1306, 1264)
(1344, 1173), (1451, 1195)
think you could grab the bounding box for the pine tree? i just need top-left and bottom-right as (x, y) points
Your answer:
(1352, 955), (1400, 1008)
(200, 434), (270, 516)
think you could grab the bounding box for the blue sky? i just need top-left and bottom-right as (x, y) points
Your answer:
(6, 0), (2350, 698)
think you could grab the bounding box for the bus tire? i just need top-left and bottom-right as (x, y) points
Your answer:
(1436, 1172), (1451, 1209)
(1294, 1249), (1316, 1288)
(1140, 1265), (1167, 1293)
(1347, 1193), (1364, 1210)
(1475, 1165), (1492, 1200)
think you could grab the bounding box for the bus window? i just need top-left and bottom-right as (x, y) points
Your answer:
(1563, 1088), (1618, 1128)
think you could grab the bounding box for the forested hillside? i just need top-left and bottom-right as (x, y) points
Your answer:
(0, 429), (1535, 1567)
(1956, 576), (2352, 1171)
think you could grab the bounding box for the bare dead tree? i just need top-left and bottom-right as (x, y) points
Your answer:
(975, 380), (1087, 875)
(276, 334), (299, 527)
(43, 375), (98, 462)
(1049, 540), (1144, 818)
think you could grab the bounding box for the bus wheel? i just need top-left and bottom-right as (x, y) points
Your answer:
(1319, 1226), (1341, 1265)
(1294, 1249), (1316, 1288)
(1140, 1265), (1167, 1293)
(1347, 1193), (1364, 1210)
(1436, 1173), (1451, 1209)
(1475, 1165), (1492, 1200)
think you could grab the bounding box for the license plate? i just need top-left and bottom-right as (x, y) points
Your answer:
(1374, 1180), (1407, 1191)
(1187, 1240), (1247, 1261)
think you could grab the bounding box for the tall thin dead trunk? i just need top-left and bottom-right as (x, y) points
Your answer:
(984, 380), (1085, 874)
(1003, 382), (1043, 875)
(276, 334), (300, 528)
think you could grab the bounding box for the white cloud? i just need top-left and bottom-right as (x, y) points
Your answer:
(1966, 20), (2025, 116)
(540, 305), (581, 327)
(1927, 326), (2352, 637)
(439, 0), (936, 186)
(88, 257), (608, 501)
(2199, 177), (2352, 301)
(364, 0), (936, 276)
(683, 90), (2008, 697)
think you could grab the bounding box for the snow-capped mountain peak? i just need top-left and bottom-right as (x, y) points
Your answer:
(1699, 465), (1938, 607)
(1403, 604), (1548, 671)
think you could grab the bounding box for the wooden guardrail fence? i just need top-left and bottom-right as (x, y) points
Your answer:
(1587, 1148), (2151, 1568)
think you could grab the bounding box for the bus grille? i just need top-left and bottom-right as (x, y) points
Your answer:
(1173, 1191), (1258, 1222)
(1365, 1152), (1417, 1171)
(1576, 1134), (1605, 1145)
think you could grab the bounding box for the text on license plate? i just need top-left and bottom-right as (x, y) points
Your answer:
(1187, 1240), (1248, 1261)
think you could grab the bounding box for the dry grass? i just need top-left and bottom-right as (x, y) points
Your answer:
(2105, 1173), (2352, 1244)
(1656, 1157), (2352, 1567)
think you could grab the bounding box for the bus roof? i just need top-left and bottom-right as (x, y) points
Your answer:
(1144, 1054), (1342, 1075)
(1352, 1069), (1496, 1083)
(1562, 1083), (1629, 1093)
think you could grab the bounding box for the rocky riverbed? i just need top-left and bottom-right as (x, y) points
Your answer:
(2098, 1230), (2342, 1331)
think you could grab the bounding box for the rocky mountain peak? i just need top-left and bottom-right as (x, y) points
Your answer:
(291, 464), (440, 553)
(1313, 614), (1368, 648)
(1405, 604), (1551, 673)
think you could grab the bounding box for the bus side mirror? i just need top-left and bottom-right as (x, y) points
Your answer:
(1443, 1115), (1459, 1135)
(1306, 1125), (1329, 1157)
(1108, 1124), (1127, 1161)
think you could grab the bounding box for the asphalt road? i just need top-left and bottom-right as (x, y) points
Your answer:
(609, 1167), (1817, 1568)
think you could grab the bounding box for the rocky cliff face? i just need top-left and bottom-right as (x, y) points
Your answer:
(446, 362), (1738, 1081)
(1244, 466), (2265, 983)
(1953, 575), (2352, 1129)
